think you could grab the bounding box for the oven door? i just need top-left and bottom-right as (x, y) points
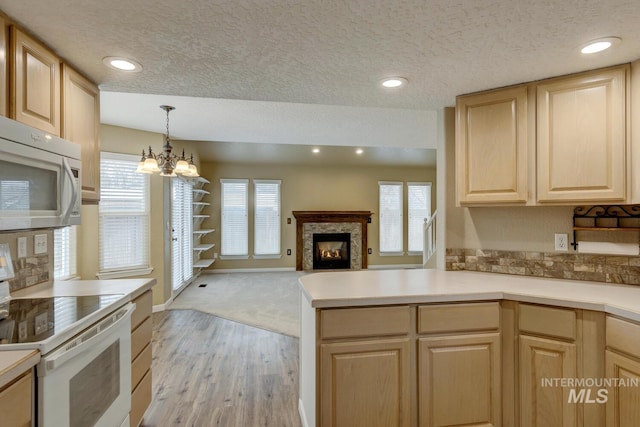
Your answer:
(37, 303), (134, 427)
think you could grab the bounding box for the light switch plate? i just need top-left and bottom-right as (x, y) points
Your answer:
(34, 234), (47, 255)
(17, 237), (27, 258)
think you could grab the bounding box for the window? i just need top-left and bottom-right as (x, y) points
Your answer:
(172, 178), (193, 290)
(99, 152), (150, 275)
(54, 226), (77, 280)
(254, 180), (281, 257)
(220, 179), (249, 258)
(379, 181), (403, 254)
(407, 182), (432, 254)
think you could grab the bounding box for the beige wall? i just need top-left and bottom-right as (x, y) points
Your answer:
(78, 125), (202, 306)
(199, 161), (436, 270)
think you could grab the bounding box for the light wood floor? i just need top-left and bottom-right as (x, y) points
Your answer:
(141, 310), (302, 427)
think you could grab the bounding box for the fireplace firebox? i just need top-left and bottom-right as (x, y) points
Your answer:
(313, 233), (351, 270)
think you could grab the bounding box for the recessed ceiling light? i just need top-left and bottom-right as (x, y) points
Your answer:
(580, 37), (621, 54)
(355, 148), (364, 155)
(103, 56), (143, 72)
(381, 77), (408, 88)
(312, 148), (320, 154)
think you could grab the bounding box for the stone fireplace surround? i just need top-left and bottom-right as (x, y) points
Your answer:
(292, 211), (373, 271)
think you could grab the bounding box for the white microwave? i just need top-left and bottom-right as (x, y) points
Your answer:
(0, 116), (81, 231)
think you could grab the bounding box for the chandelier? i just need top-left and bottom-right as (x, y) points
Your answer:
(135, 105), (199, 177)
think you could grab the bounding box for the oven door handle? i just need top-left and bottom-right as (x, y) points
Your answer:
(43, 303), (135, 373)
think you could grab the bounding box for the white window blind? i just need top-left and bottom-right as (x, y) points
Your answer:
(379, 182), (403, 254)
(54, 226), (77, 280)
(408, 182), (432, 253)
(254, 180), (281, 256)
(221, 179), (248, 257)
(99, 152), (150, 273)
(171, 178), (193, 290)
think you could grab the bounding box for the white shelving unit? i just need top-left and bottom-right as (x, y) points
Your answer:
(192, 177), (215, 272)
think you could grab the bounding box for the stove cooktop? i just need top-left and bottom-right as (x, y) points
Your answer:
(0, 295), (126, 346)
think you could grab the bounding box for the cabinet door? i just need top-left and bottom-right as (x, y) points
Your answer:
(418, 333), (501, 427)
(519, 335), (577, 427)
(62, 64), (100, 203)
(320, 338), (411, 427)
(606, 350), (640, 426)
(11, 27), (60, 135)
(456, 85), (528, 205)
(0, 17), (7, 117)
(537, 65), (628, 203)
(0, 371), (32, 427)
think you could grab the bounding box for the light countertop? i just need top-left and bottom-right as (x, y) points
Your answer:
(11, 278), (156, 301)
(299, 269), (640, 322)
(0, 350), (39, 389)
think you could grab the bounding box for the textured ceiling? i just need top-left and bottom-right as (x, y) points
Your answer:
(1, 0), (639, 157)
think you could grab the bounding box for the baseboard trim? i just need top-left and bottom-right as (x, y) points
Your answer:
(367, 264), (422, 270)
(201, 267), (297, 273)
(152, 300), (171, 312)
(298, 398), (310, 427)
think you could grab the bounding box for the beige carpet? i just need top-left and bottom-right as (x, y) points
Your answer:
(169, 271), (304, 337)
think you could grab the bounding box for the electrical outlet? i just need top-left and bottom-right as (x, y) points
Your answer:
(17, 237), (27, 258)
(287, 249), (292, 255)
(555, 233), (569, 251)
(34, 312), (48, 335)
(18, 321), (27, 342)
(34, 234), (47, 255)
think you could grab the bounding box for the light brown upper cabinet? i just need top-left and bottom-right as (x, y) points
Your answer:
(62, 64), (100, 203)
(11, 27), (61, 136)
(456, 63), (632, 206)
(456, 85), (529, 205)
(537, 65), (629, 203)
(0, 17), (7, 117)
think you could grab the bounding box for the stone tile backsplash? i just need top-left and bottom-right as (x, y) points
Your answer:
(0, 229), (53, 292)
(446, 248), (640, 285)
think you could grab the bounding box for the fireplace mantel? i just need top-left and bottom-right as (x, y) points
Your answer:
(292, 211), (373, 271)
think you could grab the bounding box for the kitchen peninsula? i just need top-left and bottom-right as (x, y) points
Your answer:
(298, 269), (640, 427)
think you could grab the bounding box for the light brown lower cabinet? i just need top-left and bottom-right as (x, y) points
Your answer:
(605, 350), (640, 426)
(605, 315), (640, 426)
(312, 302), (640, 427)
(320, 338), (411, 427)
(519, 335), (577, 427)
(0, 370), (32, 427)
(419, 333), (501, 427)
(130, 290), (153, 427)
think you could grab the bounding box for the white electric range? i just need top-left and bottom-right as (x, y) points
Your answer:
(0, 293), (134, 427)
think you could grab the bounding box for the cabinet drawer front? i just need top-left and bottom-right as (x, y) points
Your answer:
(519, 304), (576, 340)
(131, 290), (152, 331)
(418, 302), (499, 334)
(320, 306), (410, 339)
(131, 343), (152, 392)
(131, 316), (152, 361)
(607, 316), (640, 357)
(131, 369), (152, 427)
